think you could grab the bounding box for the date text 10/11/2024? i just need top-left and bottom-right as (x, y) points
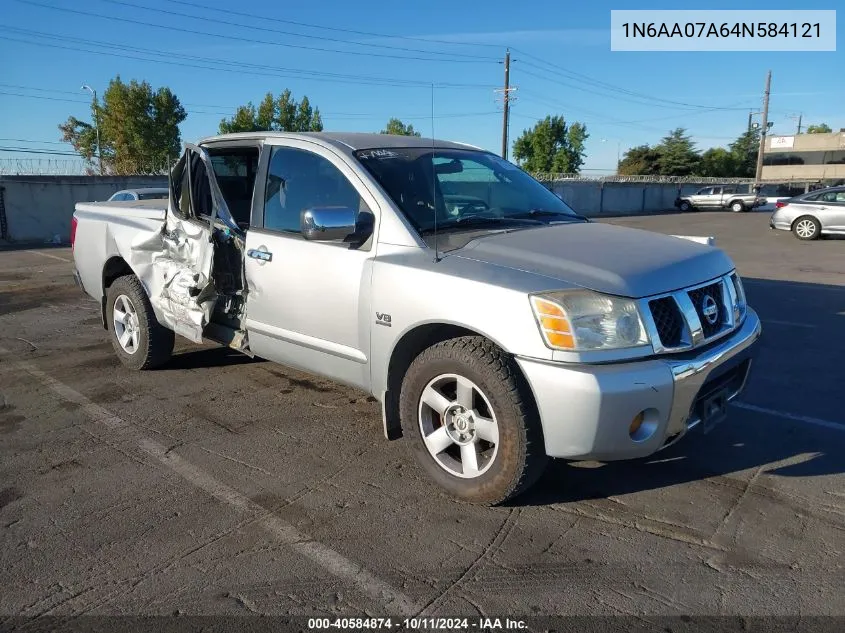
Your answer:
(307, 617), (528, 630)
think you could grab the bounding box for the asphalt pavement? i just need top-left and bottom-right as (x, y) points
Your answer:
(0, 210), (843, 626)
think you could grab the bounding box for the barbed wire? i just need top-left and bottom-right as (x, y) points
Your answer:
(533, 173), (757, 184)
(0, 158), (170, 176)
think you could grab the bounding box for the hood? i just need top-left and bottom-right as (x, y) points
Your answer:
(454, 222), (734, 298)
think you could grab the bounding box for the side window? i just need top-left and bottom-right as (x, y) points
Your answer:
(697, 188), (712, 195)
(263, 147), (368, 234)
(209, 148), (259, 228)
(169, 151), (213, 219)
(189, 152), (213, 218)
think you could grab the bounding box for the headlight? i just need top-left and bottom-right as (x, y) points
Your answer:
(731, 273), (747, 322)
(530, 290), (649, 352)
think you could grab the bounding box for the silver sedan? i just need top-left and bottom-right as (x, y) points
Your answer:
(769, 186), (845, 240)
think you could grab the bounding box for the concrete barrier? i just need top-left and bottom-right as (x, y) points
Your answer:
(0, 175), (167, 243)
(0, 174), (753, 244)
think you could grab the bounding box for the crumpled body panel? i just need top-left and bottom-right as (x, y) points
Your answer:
(123, 211), (216, 344)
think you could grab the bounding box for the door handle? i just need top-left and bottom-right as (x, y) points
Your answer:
(247, 249), (272, 262)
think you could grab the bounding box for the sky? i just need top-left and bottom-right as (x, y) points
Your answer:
(0, 0), (842, 173)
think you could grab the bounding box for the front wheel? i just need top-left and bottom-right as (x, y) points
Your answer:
(679, 201), (692, 212)
(399, 337), (548, 505)
(106, 275), (175, 370)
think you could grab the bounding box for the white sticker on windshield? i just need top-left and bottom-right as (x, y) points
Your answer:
(358, 149), (399, 160)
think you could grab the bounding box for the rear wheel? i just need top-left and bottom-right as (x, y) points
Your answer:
(792, 216), (821, 241)
(106, 275), (174, 370)
(730, 200), (745, 213)
(399, 337), (548, 505)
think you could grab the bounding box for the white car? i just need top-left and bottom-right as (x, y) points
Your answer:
(107, 188), (169, 202)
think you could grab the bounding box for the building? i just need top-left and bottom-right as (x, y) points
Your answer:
(761, 131), (845, 185)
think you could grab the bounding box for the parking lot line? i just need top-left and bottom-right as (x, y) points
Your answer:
(0, 346), (421, 616)
(732, 401), (843, 432)
(23, 249), (71, 263)
(762, 319), (816, 329)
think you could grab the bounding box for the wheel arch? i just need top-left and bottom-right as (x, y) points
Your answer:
(100, 256), (136, 329)
(380, 322), (526, 441)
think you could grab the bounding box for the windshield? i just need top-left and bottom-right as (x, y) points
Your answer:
(354, 148), (579, 235)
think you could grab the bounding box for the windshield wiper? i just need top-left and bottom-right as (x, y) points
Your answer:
(419, 216), (534, 234)
(515, 209), (590, 222)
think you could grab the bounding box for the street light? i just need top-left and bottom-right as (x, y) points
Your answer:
(601, 138), (623, 174)
(81, 84), (103, 175)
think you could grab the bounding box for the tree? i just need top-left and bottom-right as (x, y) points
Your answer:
(728, 129), (760, 178)
(380, 118), (420, 136)
(512, 116), (588, 173)
(654, 128), (700, 176)
(219, 90), (323, 134)
(617, 145), (662, 176)
(59, 76), (186, 174)
(807, 123), (832, 134)
(698, 147), (736, 177)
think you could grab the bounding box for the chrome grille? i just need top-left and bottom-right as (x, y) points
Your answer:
(687, 282), (725, 338)
(639, 273), (740, 354)
(648, 297), (684, 348)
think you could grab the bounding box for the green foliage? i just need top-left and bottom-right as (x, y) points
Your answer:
(655, 128), (700, 176)
(698, 147), (737, 178)
(727, 129), (760, 178)
(512, 116), (588, 173)
(380, 118), (421, 136)
(617, 145), (662, 176)
(59, 76), (186, 174)
(806, 123), (832, 134)
(618, 127), (763, 178)
(219, 90), (323, 134)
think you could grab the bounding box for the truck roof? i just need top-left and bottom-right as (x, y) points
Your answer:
(196, 131), (483, 153)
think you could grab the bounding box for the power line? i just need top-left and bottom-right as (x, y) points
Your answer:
(518, 66), (752, 113)
(510, 48), (753, 111)
(15, 0), (493, 64)
(165, 0), (502, 49)
(0, 28), (496, 90)
(0, 137), (67, 145)
(0, 90), (500, 123)
(97, 0), (498, 61)
(0, 146), (80, 155)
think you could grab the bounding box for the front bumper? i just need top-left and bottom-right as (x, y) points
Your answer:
(516, 308), (761, 461)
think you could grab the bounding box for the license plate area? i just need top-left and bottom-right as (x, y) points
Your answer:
(697, 389), (729, 434)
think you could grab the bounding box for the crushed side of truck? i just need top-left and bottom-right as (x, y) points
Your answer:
(126, 145), (250, 351)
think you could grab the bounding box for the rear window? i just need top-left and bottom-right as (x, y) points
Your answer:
(138, 192), (168, 200)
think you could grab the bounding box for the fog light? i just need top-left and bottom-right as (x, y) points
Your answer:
(629, 412), (645, 437)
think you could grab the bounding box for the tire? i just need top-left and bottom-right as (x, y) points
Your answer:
(106, 274), (175, 370)
(679, 201), (692, 212)
(730, 200), (745, 213)
(792, 216), (821, 241)
(399, 336), (548, 505)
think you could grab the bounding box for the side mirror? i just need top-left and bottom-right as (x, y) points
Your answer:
(301, 207), (359, 242)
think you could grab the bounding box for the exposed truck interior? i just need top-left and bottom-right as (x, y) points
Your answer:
(168, 145), (259, 351)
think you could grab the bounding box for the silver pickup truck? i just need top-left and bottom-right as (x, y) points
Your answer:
(72, 132), (761, 504)
(675, 185), (763, 213)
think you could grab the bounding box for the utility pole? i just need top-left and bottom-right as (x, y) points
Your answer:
(754, 70), (771, 186)
(81, 84), (103, 175)
(500, 49), (511, 160)
(787, 113), (803, 134)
